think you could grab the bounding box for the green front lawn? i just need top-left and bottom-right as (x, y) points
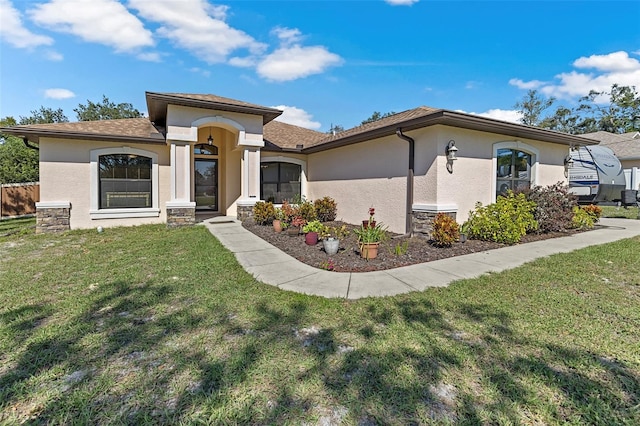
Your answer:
(1, 224), (638, 424)
(600, 205), (640, 219)
(0, 216), (35, 236)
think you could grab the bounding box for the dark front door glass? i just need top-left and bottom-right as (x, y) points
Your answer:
(195, 159), (217, 210)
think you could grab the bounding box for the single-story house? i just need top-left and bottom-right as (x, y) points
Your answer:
(581, 130), (640, 190)
(1, 91), (598, 234)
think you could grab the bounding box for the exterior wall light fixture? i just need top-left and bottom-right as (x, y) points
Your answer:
(564, 154), (574, 178)
(446, 140), (458, 174)
(207, 133), (214, 145)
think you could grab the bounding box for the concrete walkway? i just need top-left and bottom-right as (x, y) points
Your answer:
(201, 217), (640, 300)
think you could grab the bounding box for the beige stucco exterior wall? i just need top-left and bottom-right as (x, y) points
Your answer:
(425, 126), (569, 223)
(307, 134), (409, 233)
(38, 138), (170, 230)
(304, 126), (569, 233)
(167, 104), (264, 145)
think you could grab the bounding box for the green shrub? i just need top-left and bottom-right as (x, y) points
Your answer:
(298, 199), (317, 222)
(314, 196), (338, 222)
(281, 200), (297, 223)
(465, 191), (538, 244)
(431, 213), (459, 247)
(520, 182), (577, 233)
(582, 204), (602, 222)
(571, 206), (596, 229)
(302, 219), (324, 234)
(253, 201), (276, 225)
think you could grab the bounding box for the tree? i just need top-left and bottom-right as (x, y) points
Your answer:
(18, 106), (68, 125)
(0, 117), (39, 183)
(327, 123), (344, 134)
(513, 90), (555, 126)
(516, 85), (640, 134)
(361, 111), (396, 126)
(538, 106), (581, 134)
(572, 84), (640, 134)
(74, 95), (143, 121)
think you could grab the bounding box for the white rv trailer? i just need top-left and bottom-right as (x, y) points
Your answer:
(567, 145), (626, 204)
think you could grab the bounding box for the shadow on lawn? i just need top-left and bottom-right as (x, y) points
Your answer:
(1, 284), (639, 424)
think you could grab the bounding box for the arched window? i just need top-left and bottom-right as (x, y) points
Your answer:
(193, 143), (218, 155)
(260, 162), (301, 203)
(496, 148), (532, 197)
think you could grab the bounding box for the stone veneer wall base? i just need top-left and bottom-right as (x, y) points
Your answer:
(36, 207), (70, 234)
(412, 210), (457, 238)
(167, 207), (196, 228)
(237, 204), (254, 222)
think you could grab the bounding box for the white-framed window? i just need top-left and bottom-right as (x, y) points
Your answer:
(90, 147), (160, 219)
(493, 141), (539, 200)
(260, 157), (306, 204)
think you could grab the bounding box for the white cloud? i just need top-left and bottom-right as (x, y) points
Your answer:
(228, 56), (256, 68)
(28, 0), (153, 52)
(44, 88), (75, 99)
(385, 0), (419, 5)
(189, 67), (211, 78)
(509, 78), (545, 90)
(273, 27), (304, 46)
(257, 44), (343, 82)
(0, 0), (53, 48)
(468, 108), (522, 124)
(272, 105), (321, 130)
(44, 50), (64, 61)
(574, 51), (639, 72)
(512, 51), (640, 103)
(129, 0), (266, 64)
(137, 52), (162, 62)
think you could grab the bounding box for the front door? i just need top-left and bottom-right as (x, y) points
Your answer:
(194, 158), (218, 210)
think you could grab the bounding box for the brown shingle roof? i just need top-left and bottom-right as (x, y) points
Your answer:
(1, 93), (601, 151)
(582, 131), (640, 159)
(1, 118), (164, 144)
(306, 107), (440, 148)
(300, 106), (598, 153)
(263, 120), (326, 150)
(146, 92), (282, 126)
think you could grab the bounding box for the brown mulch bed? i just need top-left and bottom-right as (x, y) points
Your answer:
(242, 220), (582, 273)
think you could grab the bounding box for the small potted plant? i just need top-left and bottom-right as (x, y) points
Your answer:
(321, 224), (349, 255)
(354, 220), (388, 259)
(302, 219), (324, 245)
(459, 222), (469, 243)
(362, 207), (376, 229)
(288, 216), (306, 236)
(272, 207), (286, 233)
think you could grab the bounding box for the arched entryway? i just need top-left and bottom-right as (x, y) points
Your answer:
(193, 142), (219, 211)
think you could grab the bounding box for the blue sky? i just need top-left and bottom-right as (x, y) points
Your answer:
(1, 0), (639, 132)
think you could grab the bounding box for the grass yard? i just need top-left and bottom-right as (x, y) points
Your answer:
(600, 205), (640, 220)
(0, 216), (35, 236)
(0, 221), (639, 425)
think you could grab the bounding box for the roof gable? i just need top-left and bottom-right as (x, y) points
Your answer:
(146, 92), (282, 127)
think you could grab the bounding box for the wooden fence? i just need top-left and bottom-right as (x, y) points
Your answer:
(0, 182), (40, 218)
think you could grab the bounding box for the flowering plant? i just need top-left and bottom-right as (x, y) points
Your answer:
(319, 259), (335, 271)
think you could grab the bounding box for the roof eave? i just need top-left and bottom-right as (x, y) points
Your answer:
(0, 127), (166, 145)
(301, 110), (598, 153)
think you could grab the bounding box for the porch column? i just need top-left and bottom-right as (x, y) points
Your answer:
(166, 140), (195, 227)
(237, 147), (261, 221)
